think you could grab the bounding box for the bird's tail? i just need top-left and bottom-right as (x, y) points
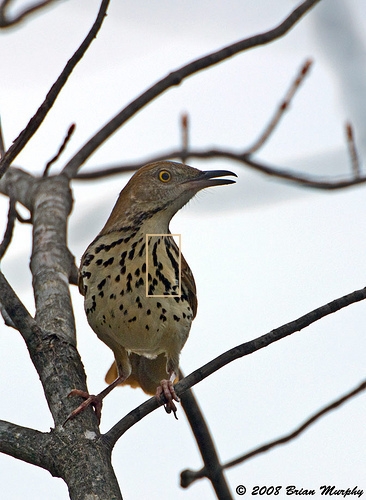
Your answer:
(105, 353), (178, 396)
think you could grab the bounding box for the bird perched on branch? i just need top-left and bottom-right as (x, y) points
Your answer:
(67, 160), (236, 422)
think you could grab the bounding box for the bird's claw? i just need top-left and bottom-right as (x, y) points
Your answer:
(156, 379), (179, 420)
(64, 389), (103, 425)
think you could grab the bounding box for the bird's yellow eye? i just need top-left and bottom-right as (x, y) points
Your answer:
(158, 170), (172, 183)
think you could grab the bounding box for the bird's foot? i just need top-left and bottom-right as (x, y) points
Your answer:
(156, 379), (180, 420)
(64, 389), (103, 425)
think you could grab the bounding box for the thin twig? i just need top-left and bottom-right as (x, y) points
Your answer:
(181, 113), (189, 164)
(74, 146), (366, 190)
(179, 370), (232, 498)
(182, 379), (366, 486)
(43, 123), (76, 177)
(103, 285), (366, 446)
(345, 122), (361, 179)
(0, 0), (110, 179)
(0, 0), (58, 28)
(0, 188), (17, 259)
(0, 116), (5, 159)
(62, 0), (321, 179)
(247, 59), (313, 154)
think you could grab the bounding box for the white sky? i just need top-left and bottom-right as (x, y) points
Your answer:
(0, 1), (365, 498)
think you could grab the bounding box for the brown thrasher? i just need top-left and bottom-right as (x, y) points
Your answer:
(66, 160), (236, 422)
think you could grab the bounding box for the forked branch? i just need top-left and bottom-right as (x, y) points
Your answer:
(0, 0), (110, 178)
(62, 0), (321, 179)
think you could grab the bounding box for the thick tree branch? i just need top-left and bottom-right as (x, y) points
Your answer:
(0, 167), (37, 211)
(104, 286), (366, 445)
(181, 379), (366, 486)
(62, 0), (321, 179)
(0, 0), (110, 179)
(0, 420), (53, 470)
(0, 271), (36, 341)
(27, 175), (95, 426)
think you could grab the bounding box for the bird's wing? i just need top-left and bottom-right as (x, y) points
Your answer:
(181, 251), (197, 319)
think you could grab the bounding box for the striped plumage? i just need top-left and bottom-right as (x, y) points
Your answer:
(68, 161), (236, 422)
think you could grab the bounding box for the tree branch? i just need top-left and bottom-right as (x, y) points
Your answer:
(246, 59), (313, 155)
(0, 271), (36, 341)
(62, 0), (321, 179)
(43, 123), (76, 177)
(179, 377), (232, 499)
(345, 122), (361, 179)
(0, 0), (110, 179)
(181, 379), (366, 486)
(74, 146), (366, 190)
(0, 167), (37, 211)
(0, 0), (58, 28)
(104, 286), (366, 446)
(0, 186), (17, 260)
(0, 420), (53, 471)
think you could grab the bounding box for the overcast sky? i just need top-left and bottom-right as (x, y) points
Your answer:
(1, 1), (366, 499)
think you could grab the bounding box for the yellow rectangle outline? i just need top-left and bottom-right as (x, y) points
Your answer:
(145, 233), (181, 297)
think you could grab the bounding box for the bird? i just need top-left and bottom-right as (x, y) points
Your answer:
(66, 160), (236, 423)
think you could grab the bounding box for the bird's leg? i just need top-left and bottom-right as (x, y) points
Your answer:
(64, 376), (125, 425)
(64, 348), (131, 425)
(156, 371), (180, 420)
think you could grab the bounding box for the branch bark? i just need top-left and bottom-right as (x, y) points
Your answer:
(0, 167), (123, 499)
(0, 420), (52, 470)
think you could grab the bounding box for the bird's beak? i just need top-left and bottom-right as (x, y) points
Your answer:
(184, 170), (237, 190)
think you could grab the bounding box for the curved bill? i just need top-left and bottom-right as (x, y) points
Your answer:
(184, 169), (237, 190)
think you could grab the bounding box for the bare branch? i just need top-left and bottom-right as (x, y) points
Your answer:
(224, 379), (366, 470)
(180, 113), (189, 164)
(104, 285), (366, 446)
(246, 59), (313, 154)
(0, 187), (16, 259)
(182, 379), (366, 486)
(345, 122), (361, 179)
(0, 0), (58, 28)
(62, 0), (321, 179)
(0, 0), (110, 179)
(43, 123), (76, 177)
(179, 374), (232, 498)
(0, 270), (36, 341)
(74, 146), (366, 190)
(0, 166), (37, 212)
(0, 419), (52, 470)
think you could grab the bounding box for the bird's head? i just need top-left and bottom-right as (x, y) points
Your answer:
(102, 161), (237, 233)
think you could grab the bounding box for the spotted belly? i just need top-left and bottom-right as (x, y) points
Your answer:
(80, 230), (194, 358)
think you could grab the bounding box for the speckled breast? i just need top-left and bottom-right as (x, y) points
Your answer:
(80, 229), (194, 358)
